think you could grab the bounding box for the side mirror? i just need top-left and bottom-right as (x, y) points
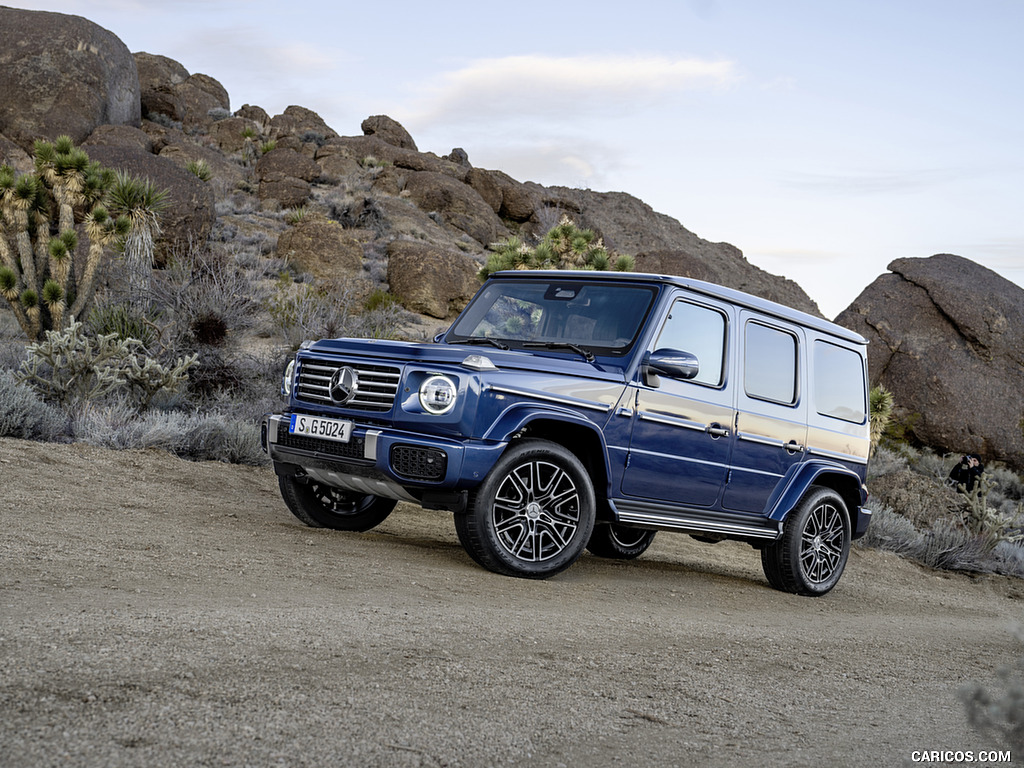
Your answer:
(644, 348), (700, 382)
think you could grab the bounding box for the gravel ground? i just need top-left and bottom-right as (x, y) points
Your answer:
(2, 437), (1022, 767)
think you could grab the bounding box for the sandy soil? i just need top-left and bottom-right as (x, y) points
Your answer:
(2, 436), (1022, 767)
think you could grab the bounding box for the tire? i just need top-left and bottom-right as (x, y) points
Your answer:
(587, 524), (656, 559)
(278, 475), (397, 532)
(761, 486), (851, 596)
(455, 439), (596, 579)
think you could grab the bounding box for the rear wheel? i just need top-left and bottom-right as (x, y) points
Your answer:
(761, 486), (850, 596)
(278, 475), (397, 532)
(587, 524), (656, 559)
(456, 439), (595, 579)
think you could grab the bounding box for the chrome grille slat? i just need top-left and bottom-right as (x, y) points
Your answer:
(295, 358), (400, 411)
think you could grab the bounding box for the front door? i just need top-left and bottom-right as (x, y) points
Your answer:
(621, 296), (734, 508)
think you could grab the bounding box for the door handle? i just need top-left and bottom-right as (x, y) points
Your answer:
(785, 440), (804, 453)
(707, 423), (730, 438)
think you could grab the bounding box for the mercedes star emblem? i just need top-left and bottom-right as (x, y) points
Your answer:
(328, 366), (359, 405)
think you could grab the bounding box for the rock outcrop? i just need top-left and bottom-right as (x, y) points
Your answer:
(0, 7), (140, 150)
(386, 242), (481, 319)
(837, 254), (1024, 471)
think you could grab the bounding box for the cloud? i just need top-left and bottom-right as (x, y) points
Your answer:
(408, 54), (738, 126)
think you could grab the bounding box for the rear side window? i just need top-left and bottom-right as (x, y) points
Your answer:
(814, 340), (866, 423)
(655, 300), (727, 387)
(744, 322), (797, 404)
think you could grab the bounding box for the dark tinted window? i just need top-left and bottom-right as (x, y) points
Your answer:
(814, 340), (866, 422)
(655, 300), (727, 387)
(744, 322), (797, 404)
(449, 280), (657, 355)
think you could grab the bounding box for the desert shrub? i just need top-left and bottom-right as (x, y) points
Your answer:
(150, 247), (267, 357)
(86, 300), (159, 350)
(867, 444), (909, 481)
(0, 370), (67, 440)
(265, 277), (405, 347)
(72, 401), (266, 466)
(854, 506), (921, 557)
(960, 627), (1024, 753)
(187, 160), (213, 181)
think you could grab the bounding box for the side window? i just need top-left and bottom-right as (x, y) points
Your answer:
(655, 299), (726, 387)
(814, 340), (867, 423)
(744, 321), (797, 404)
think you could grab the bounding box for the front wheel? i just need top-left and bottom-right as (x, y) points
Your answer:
(587, 524), (656, 559)
(278, 475), (397, 532)
(761, 486), (851, 596)
(455, 439), (596, 579)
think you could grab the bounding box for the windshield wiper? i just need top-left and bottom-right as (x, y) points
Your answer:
(523, 341), (595, 363)
(457, 337), (510, 350)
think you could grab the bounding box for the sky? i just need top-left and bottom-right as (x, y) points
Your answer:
(7, 0), (1023, 319)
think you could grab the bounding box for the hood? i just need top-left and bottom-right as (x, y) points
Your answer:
(305, 338), (629, 382)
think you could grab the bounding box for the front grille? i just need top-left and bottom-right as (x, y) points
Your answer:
(276, 424), (368, 462)
(390, 445), (448, 481)
(295, 358), (401, 411)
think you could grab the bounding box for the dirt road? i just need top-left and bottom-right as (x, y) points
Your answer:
(1, 437), (1021, 767)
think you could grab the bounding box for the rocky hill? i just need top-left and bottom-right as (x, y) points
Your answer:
(0, 5), (820, 320)
(3, 5), (1023, 471)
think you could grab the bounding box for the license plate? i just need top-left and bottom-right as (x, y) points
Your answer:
(289, 414), (353, 443)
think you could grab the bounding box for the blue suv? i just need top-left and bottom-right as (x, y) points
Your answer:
(262, 271), (872, 595)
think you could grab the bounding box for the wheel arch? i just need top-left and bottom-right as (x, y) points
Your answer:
(488, 408), (613, 520)
(767, 461), (865, 528)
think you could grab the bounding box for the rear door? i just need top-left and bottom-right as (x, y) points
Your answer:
(722, 313), (808, 514)
(620, 294), (735, 508)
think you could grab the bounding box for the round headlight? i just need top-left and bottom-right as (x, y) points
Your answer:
(282, 359), (296, 396)
(419, 375), (457, 414)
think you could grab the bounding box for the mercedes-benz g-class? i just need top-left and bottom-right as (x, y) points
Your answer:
(262, 271), (872, 595)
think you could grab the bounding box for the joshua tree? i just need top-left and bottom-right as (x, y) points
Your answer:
(480, 215), (635, 279)
(0, 137), (132, 340)
(106, 171), (169, 309)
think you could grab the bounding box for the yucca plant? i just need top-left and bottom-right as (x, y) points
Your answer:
(106, 171), (169, 310)
(480, 216), (635, 279)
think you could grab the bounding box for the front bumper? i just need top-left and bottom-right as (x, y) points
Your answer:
(261, 414), (506, 510)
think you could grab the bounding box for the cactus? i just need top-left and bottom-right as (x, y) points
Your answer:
(0, 138), (150, 341)
(15, 319), (198, 411)
(958, 472), (1024, 548)
(480, 215), (635, 279)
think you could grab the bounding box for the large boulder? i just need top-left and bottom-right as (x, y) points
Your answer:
(0, 7), (141, 151)
(361, 115), (417, 151)
(402, 171), (508, 246)
(269, 106), (338, 142)
(83, 144), (216, 264)
(275, 216), (364, 283)
(386, 241), (481, 319)
(133, 52), (229, 131)
(134, 52), (189, 121)
(837, 254), (1024, 471)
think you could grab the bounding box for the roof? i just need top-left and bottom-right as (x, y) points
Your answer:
(487, 270), (868, 345)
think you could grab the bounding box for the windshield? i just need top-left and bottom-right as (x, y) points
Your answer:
(447, 278), (658, 357)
